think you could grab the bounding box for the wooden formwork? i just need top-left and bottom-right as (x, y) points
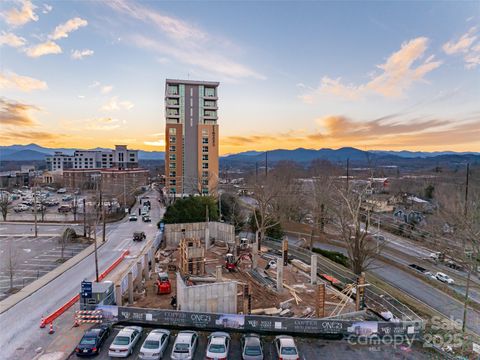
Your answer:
(179, 238), (205, 276)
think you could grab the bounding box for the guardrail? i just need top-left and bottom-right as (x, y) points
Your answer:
(39, 249), (130, 327)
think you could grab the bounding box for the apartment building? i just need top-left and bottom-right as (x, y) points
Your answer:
(45, 145), (138, 171)
(165, 79), (219, 197)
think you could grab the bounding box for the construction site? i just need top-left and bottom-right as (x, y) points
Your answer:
(121, 221), (377, 321)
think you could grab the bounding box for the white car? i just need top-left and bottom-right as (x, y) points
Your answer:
(108, 326), (143, 357)
(273, 335), (299, 360)
(436, 272), (454, 284)
(171, 330), (198, 360)
(139, 329), (170, 360)
(205, 332), (230, 360)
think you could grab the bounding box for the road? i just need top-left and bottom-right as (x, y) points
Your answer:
(0, 190), (164, 359)
(301, 239), (480, 335)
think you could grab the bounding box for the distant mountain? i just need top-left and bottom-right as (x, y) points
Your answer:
(370, 150), (479, 158)
(0, 144), (165, 161)
(1, 149), (51, 161)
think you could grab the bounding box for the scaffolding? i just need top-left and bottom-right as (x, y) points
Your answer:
(179, 238), (205, 276)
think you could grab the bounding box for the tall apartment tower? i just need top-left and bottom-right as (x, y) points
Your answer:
(165, 79), (219, 197)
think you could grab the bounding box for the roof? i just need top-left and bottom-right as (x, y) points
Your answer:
(277, 336), (295, 347)
(244, 335), (261, 346)
(176, 331), (196, 342)
(166, 78), (219, 87)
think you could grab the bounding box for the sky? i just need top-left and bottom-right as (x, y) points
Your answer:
(1, 0), (479, 154)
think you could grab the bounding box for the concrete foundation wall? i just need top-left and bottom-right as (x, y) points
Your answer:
(176, 272), (237, 314)
(165, 222), (234, 247)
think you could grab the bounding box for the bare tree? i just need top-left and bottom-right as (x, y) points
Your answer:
(0, 192), (10, 221)
(331, 182), (386, 275)
(7, 240), (18, 290)
(60, 228), (76, 261)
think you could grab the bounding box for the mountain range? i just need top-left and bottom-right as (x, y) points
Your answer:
(0, 144), (478, 167)
(0, 144), (165, 161)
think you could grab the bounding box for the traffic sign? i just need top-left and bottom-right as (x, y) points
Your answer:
(81, 280), (93, 298)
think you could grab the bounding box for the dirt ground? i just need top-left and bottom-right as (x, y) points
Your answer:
(131, 242), (357, 318)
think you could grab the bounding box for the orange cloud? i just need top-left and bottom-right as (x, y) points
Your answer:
(0, 98), (39, 126)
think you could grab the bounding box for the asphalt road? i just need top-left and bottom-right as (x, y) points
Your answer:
(0, 190), (164, 360)
(68, 326), (433, 360)
(307, 241), (480, 334)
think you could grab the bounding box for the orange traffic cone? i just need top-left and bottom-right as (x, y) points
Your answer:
(40, 316), (46, 328)
(48, 322), (55, 335)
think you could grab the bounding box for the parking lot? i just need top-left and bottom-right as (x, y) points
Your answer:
(68, 326), (434, 360)
(3, 187), (121, 223)
(0, 234), (90, 300)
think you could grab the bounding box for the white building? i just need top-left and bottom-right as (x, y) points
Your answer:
(46, 145), (139, 171)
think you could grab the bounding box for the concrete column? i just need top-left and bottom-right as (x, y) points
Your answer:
(128, 272), (134, 304)
(252, 242), (258, 269)
(143, 254), (149, 280)
(115, 284), (123, 306)
(151, 246), (157, 272)
(204, 225), (210, 250)
(136, 261), (142, 285)
(276, 257), (283, 291)
(215, 265), (222, 281)
(316, 283), (326, 318)
(311, 254), (318, 285)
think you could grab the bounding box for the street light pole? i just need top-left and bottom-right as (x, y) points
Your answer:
(33, 183), (38, 238)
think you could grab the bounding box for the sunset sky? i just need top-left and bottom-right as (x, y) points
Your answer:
(1, 0), (479, 154)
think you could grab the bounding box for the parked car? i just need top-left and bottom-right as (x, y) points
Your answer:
(74, 324), (110, 357)
(31, 204), (46, 212)
(206, 332), (230, 360)
(58, 205), (71, 213)
(13, 204), (30, 212)
(139, 329), (170, 360)
(171, 330), (198, 360)
(133, 231), (146, 242)
(273, 335), (299, 360)
(436, 272), (454, 284)
(62, 195), (73, 201)
(129, 215), (138, 221)
(57, 188), (67, 194)
(142, 215), (151, 222)
(241, 333), (264, 360)
(108, 326), (143, 357)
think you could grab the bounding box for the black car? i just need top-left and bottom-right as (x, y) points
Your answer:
(75, 324), (110, 356)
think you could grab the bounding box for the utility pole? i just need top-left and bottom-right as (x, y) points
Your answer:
(265, 151), (268, 177)
(218, 193), (222, 221)
(346, 158), (350, 191)
(94, 178), (99, 282)
(462, 162), (471, 332)
(33, 182), (38, 238)
(464, 163), (470, 217)
(100, 179), (106, 242)
(83, 198), (86, 237)
(123, 172), (127, 211)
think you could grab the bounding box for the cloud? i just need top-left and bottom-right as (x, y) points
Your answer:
(144, 140), (165, 147)
(25, 40), (62, 57)
(443, 27), (477, 54)
(0, 130), (61, 142)
(71, 49), (94, 60)
(50, 17), (88, 40)
(0, 98), (39, 126)
(42, 4), (52, 14)
(101, 85), (113, 94)
(89, 81), (100, 88)
(2, 0), (38, 27)
(0, 70), (47, 92)
(443, 27), (480, 69)
(300, 37), (441, 101)
(106, 0), (264, 80)
(85, 117), (122, 130)
(101, 96), (134, 111)
(0, 31), (27, 48)
(221, 114), (479, 152)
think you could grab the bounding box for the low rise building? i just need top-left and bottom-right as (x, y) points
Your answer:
(45, 145), (139, 171)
